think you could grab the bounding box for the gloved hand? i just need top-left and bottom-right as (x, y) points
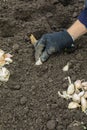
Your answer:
(35, 30), (75, 62)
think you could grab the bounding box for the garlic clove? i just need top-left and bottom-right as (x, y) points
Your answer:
(75, 89), (80, 94)
(58, 91), (66, 99)
(62, 62), (69, 72)
(58, 91), (72, 99)
(82, 82), (87, 91)
(68, 102), (80, 109)
(78, 91), (85, 97)
(0, 67), (10, 82)
(67, 83), (75, 95)
(83, 87), (87, 91)
(0, 52), (13, 66)
(35, 58), (42, 65)
(0, 59), (5, 67)
(4, 53), (13, 58)
(81, 97), (87, 112)
(82, 82), (87, 87)
(72, 93), (81, 103)
(5, 58), (13, 64)
(72, 91), (85, 103)
(30, 34), (37, 46)
(83, 92), (87, 99)
(74, 80), (82, 89)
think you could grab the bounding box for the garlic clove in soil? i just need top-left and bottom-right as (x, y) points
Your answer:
(5, 53), (13, 58)
(72, 91), (85, 103)
(0, 52), (13, 67)
(83, 92), (87, 99)
(78, 91), (85, 97)
(82, 82), (87, 90)
(0, 58), (5, 67)
(0, 67), (10, 82)
(62, 62), (69, 72)
(72, 93), (81, 103)
(83, 87), (87, 91)
(5, 58), (13, 64)
(58, 91), (72, 99)
(81, 97), (87, 112)
(75, 89), (80, 94)
(5, 53), (13, 64)
(30, 34), (37, 46)
(74, 80), (82, 89)
(58, 91), (66, 99)
(67, 83), (75, 95)
(35, 58), (42, 65)
(68, 102), (80, 109)
(82, 82), (87, 87)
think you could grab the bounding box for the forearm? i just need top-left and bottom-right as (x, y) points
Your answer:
(67, 20), (87, 40)
(67, 8), (87, 40)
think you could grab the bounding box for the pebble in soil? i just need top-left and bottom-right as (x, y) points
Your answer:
(46, 120), (56, 130)
(20, 96), (27, 105)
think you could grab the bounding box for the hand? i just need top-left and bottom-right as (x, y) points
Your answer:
(35, 30), (74, 62)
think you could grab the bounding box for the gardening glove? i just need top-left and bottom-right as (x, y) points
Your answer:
(35, 30), (75, 62)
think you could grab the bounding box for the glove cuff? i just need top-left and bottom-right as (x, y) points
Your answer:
(62, 30), (74, 49)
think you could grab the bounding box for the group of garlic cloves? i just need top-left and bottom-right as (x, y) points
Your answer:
(0, 49), (13, 82)
(58, 77), (87, 113)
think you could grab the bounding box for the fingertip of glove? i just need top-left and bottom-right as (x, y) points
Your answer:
(35, 58), (43, 65)
(40, 51), (50, 62)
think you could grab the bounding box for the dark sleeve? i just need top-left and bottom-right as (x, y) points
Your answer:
(78, 8), (87, 28)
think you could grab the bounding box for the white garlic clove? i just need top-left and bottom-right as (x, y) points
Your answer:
(75, 89), (80, 94)
(72, 91), (85, 103)
(78, 91), (85, 97)
(72, 93), (81, 103)
(0, 67), (10, 82)
(83, 92), (87, 99)
(5, 53), (13, 58)
(67, 83), (75, 95)
(62, 91), (67, 95)
(83, 87), (87, 91)
(74, 80), (82, 89)
(68, 102), (80, 109)
(80, 81), (87, 91)
(0, 52), (13, 66)
(62, 62), (69, 72)
(82, 82), (87, 87)
(58, 91), (66, 99)
(0, 59), (5, 67)
(58, 91), (72, 99)
(5, 58), (13, 64)
(81, 97), (87, 112)
(35, 58), (42, 65)
(30, 34), (37, 46)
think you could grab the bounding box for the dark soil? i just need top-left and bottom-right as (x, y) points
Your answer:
(0, 0), (87, 130)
